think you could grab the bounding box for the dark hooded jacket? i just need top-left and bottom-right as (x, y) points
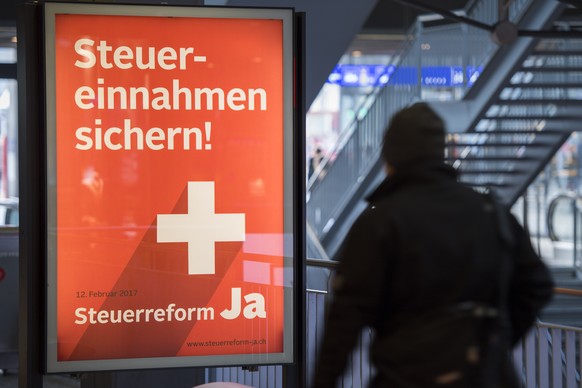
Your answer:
(312, 161), (554, 388)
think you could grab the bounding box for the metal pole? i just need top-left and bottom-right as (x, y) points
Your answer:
(573, 197), (578, 271)
(283, 11), (307, 388)
(17, 3), (44, 387)
(522, 190), (529, 237)
(499, 0), (510, 21)
(416, 19), (423, 99)
(536, 183), (541, 256)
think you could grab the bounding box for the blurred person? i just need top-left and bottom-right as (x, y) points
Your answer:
(308, 146), (326, 182)
(308, 146), (324, 178)
(311, 103), (553, 388)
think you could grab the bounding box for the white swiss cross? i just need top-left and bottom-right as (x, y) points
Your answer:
(156, 182), (246, 275)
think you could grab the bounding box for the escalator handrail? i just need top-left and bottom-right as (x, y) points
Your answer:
(546, 191), (582, 242)
(306, 29), (419, 192)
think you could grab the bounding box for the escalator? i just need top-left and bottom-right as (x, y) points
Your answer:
(540, 192), (582, 326)
(307, 0), (582, 259)
(546, 191), (582, 273)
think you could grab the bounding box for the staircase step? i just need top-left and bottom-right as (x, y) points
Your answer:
(548, 293), (582, 303)
(484, 114), (582, 121)
(507, 83), (582, 89)
(553, 277), (582, 288)
(541, 305), (582, 314)
(446, 156), (537, 161)
(551, 266), (579, 277)
(519, 66), (582, 72)
(468, 129), (570, 135)
(446, 142), (552, 147)
(459, 181), (509, 188)
(531, 50), (582, 56)
(495, 99), (582, 105)
(457, 169), (524, 175)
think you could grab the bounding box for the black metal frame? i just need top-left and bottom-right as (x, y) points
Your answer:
(17, 2), (46, 386)
(284, 12), (307, 388)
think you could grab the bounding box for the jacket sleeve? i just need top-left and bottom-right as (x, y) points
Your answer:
(311, 209), (389, 388)
(507, 213), (554, 345)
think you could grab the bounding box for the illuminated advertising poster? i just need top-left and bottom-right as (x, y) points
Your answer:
(44, 3), (295, 372)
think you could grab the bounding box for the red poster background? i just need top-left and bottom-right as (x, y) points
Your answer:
(54, 14), (285, 361)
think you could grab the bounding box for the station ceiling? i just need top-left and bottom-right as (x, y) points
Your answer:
(0, 0), (470, 51)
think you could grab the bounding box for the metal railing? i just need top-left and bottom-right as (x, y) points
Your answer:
(307, 0), (536, 240)
(515, 321), (582, 388)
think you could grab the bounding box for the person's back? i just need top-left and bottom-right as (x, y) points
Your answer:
(369, 162), (501, 319)
(311, 103), (554, 388)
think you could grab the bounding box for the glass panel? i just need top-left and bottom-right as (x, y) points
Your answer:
(0, 26), (17, 64)
(0, 79), (18, 226)
(0, 48), (16, 64)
